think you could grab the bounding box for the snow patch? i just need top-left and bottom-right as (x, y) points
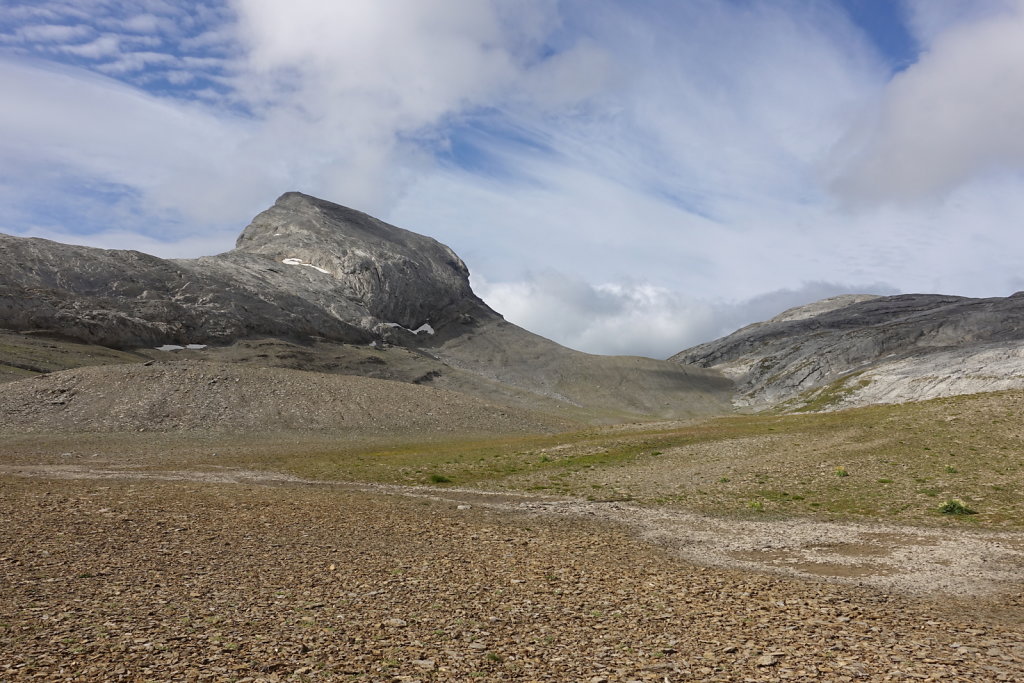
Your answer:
(380, 321), (436, 336)
(282, 257), (330, 274)
(155, 343), (208, 352)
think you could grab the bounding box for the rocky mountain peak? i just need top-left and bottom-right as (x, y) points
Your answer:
(236, 192), (468, 277)
(0, 192), (496, 348)
(766, 294), (881, 324)
(229, 192), (480, 333)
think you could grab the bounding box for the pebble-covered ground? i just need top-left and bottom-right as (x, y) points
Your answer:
(0, 361), (569, 435)
(2, 475), (1022, 682)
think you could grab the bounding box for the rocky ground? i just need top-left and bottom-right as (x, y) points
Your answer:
(0, 360), (570, 435)
(2, 471), (1023, 682)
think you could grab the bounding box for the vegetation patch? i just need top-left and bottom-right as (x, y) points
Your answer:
(786, 372), (871, 413)
(938, 499), (976, 516)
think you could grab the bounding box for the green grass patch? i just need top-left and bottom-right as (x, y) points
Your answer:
(784, 372), (871, 413)
(938, 499), (976, 516)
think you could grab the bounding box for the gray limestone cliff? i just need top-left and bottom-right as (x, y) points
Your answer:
(0, 192), (495, 348)
(672, 292), (1024, 410)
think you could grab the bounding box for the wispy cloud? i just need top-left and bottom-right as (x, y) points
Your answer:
(12, 23), (92, 42)
(58, 34), (122, 58)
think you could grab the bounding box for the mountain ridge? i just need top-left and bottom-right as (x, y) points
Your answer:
(0, 192), (733, 424)
(672, 291), (1024, 410)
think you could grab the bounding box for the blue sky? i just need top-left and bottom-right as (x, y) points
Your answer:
(3, 0), (1024, 357)
(840, 0), (918, 69)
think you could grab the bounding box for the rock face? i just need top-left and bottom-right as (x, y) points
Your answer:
(672, 292), (1024, 410)
(0, 192), (733, 422)
(218, 192), (485, 339)
(0, 192), (492, 349)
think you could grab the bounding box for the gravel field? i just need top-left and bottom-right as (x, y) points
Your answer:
(2, 474), (1022, 682)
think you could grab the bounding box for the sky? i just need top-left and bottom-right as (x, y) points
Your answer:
(3, 0), (1024, 358)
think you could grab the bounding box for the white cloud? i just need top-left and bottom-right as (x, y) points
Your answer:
(13, 23), (93, 42)
(477, 273), (714, 358)
(95, 50), (177, 73)
(474, 271), (896, 358)
(0, 58), (271, 228)
(58, 34), (121, 58)
(903, 0), (1017, 47)
(830, 0), (1024, 204)
(224, 0), (583, 213)
(120, 13), (166, 34)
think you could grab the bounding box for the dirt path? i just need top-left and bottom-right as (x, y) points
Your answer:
(5, 463), (1022, 600)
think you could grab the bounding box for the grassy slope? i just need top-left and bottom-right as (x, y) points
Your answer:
(9, 389), (1020, 529)
(233, 390), (1024, 528)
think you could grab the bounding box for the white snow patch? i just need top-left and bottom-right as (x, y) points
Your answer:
(281, 257), (330, 274)
(155, 343), (208, 352)
(380, 321), (435, 335)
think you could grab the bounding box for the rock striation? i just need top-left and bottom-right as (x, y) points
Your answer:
(673, 292), (1024, 410)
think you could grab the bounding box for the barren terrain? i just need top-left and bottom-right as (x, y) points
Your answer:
(2, 472), (1023, 682)
(3, 326), (1024, 680)
(3, 387), (1024, 681)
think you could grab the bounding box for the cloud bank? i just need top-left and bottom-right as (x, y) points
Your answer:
(475, 273), (896, 359)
